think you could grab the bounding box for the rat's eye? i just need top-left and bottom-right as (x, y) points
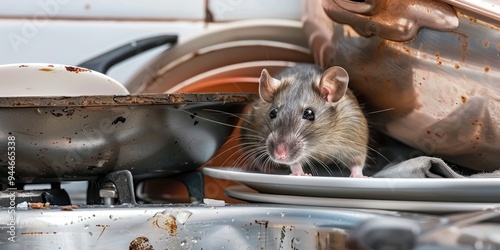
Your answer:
(269, 108), (278, 119)
(302, 108), (315, 121)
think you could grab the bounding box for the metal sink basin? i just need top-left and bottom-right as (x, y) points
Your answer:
(2, 204), (500, 249)
(0, 204), (415, 249)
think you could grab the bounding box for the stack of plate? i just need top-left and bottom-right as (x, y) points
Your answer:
(127, 19), (314, 94)
(203, 167), (500, 214)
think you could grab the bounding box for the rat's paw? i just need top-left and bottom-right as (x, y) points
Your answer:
(349, 173), (371, 178)
(349, 165), (369, 178)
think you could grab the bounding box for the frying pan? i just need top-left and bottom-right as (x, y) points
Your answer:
(0, 35), (250, 183)
(0, 93), (249, 183)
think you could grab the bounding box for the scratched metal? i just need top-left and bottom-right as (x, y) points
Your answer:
(0, 93), (252, 107)
(0, 94), (251, 182)
(0, 204), (434, 250)
(305, 0), (500, 171)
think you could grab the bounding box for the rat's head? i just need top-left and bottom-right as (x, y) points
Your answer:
(257, 65), (349, 165)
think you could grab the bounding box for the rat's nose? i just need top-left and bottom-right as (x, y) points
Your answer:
(275, 143), (289, 160)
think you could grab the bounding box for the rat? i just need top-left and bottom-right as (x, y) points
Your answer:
(240, 64), (369, 177)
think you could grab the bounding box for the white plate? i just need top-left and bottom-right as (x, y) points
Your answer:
(166, 60), (296, 92)
(128, 19), (310, 93)
(0, 63), (130, 97)
(226, 185), (500, 214)
(203, 167), (500, 202)
(159, 40), (310, 90)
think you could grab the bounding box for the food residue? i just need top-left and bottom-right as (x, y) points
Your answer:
(29, 202), (50, 209)
(65, 66), (89, 73)
(61, 205), (79, 211)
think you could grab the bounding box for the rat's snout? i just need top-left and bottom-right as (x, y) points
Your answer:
(266, 132), (302, 164)
(274, 143), (289, 160)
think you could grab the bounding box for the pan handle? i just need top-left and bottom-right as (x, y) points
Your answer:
(78, 35), (178, 74)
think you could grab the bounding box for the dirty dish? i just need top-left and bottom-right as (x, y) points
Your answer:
(203, 167), (500, 202)
(225, 185), (500, 214)
(0, 63), (129, 97)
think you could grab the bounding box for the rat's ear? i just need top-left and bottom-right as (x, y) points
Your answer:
(319, 66), (349, 103)
(259, 69), (281, 103)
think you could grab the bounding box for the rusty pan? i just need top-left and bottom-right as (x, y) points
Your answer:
(304, 0), (500, 171)
(0, 93), (250, 183)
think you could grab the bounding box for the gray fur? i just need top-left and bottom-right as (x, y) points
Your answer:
(241, 64), (369, 173)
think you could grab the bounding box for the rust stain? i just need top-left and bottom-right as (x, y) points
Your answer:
(29, 202), (50, 209)
(468, 17), (477, 23)
(151, 213), (177, 236)
(451, 31), (469, 61)
(22, 232), (57, 235)
(482, 40), (489, 48)
(96, 224), (110, 240)
(61, 205), (78, 211)
(461, 96), (467, 103)
(255, 220), (269, 228)
(496, 43), (500, 51)
(39, 68), (54, 72)
(129, 236), (154, 250)
(0, 93), (251, 108)
(19, 65), (28, 68)
(65, 66), (90, 73)
(454, 63), (460, 69)
(484, 67), (490, 73)
(435, 53), (442, 66)
(377, 42), (385, 51)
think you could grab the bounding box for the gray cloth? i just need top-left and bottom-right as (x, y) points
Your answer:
(373, 156), (500, 178)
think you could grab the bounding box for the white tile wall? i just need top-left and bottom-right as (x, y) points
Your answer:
(0, 20), (205, 87)
(0, 0), (205, 20)
(209, 0), (302, 21)
(0, 1), (303, 89)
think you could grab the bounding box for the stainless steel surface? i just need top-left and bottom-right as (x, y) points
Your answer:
(2, 204), (500, 249)
(419, 207), (500, 240)
(350, 207), (500, 249)
(0, 204), (431, 249)
(440, 0), (500, 22)
(0, 94), (250, 183)
(305, 0), (500, 171)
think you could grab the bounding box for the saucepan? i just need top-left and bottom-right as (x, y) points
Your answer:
(304, 0), (500, 172)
